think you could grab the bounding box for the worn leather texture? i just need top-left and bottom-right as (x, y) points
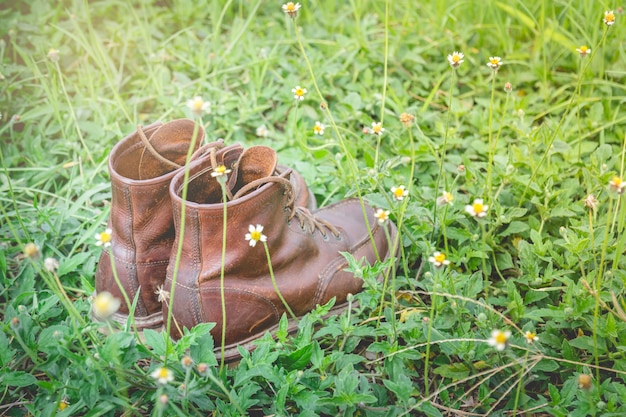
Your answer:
(94, 120), (209, 327)
(95, 128), (315, 330)
(164, 147), (397, 360)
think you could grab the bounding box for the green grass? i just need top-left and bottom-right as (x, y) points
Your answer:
(2, 0), (626, 415)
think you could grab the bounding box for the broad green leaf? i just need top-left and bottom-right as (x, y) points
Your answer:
(1, 370), (37, 387)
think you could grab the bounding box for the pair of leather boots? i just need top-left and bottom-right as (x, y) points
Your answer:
(94, 119), (397, 360)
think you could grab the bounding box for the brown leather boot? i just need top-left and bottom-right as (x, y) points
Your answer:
(164, 146), (397, 361)
(94, 122), (315, 330)
(94, 119), (214, 329)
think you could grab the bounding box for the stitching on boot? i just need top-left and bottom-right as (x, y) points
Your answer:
(123, 186), (148, 316)
(191, 210), (203, 325)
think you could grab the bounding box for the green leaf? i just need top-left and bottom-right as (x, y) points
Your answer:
(0, 330), (15, 366)
(189, 323), (218, 366)
(568, 335), (607, 354)
(433, 362), (470, 379)
(279, 342), (313, 371)
(533, 359), (559, 372)
(501, 221), (529, 236)
(0, 249), (6, 279)
(143, 329), (166, 356)
(382, 373), (413, 403)
(1, 370), (37, 387)
(416, 401), (444, 417)
(57, 252), (91, 277)
(275, 313), (289, 343)
(548, 383), (561, 404)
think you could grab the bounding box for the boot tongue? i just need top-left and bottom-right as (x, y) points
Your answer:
(138, 119), (204, 180)
(227, 146), (277, 197)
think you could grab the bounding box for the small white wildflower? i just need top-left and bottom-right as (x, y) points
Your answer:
(488, 329), (511, 351)
(245, 224), (267, 247)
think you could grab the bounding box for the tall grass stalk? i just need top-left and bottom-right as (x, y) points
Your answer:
(373, 0), (390, 170)
(263, 240), (297, 320)
(519, 27), (609, 207)
(165, 120), (202, 365)
(431, 67), (456, 242)
(218, 176), (228, 373)
(291, 17), (380, 262)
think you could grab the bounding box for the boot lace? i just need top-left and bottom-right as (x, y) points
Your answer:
(233, 173), (341, 240)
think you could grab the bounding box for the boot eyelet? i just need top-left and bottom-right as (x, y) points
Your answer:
(334, 233), (342, 241)
(321, 233), (329, 241)
(300, 224), (307, 232)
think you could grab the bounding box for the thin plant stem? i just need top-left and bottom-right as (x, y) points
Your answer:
(423, 267), (444, 397)
(219, 178), (228, 373)
(441, 204), (450, 255)
(52, 61), (94, 164)
(263, 241), (297, 320)
(109, 250), (135, 330)
(431, 68), (456, 242)
(0, 144), (30, 241)
(593, 192), (614, 384)
(485, 71), (497, 202)
(291, 18), (380, 261)
(512, 348), (531, 417)
(165, 121), (202, 365)
(480, 220), (489, 302)
(577, 57), (585, 163)
(519, 27), (609, 207)
(373, 0), (389, 170)
(488, 82), (510, 207)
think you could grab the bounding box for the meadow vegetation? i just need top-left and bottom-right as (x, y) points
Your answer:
(2, 1), (626, 415)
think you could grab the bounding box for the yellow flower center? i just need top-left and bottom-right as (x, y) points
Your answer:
(58, 401), (69, 411)
(157, 368), (170, 379)
(580, 46), (588, 53)
(192, 99), (204, 111)
(23, 242), (39, 258)
(452, 54), (461, 63)
(473, 202), (484, 214)
(612, 176), (623, 187)
(526, 332), (536, 340)
(490, 58), (499, 66)
(94, 296), (110, 311)
(100, 231), (112, 244)
(394, 188), (405, 198)
(443, 192), (453, 202)
(606, 12), (615, 23)
(495, 332), (508, 344)
(250, 231), (261, 241)
(373, 125), (382, 133)
(285, 2), (296, 11)
(295, 88), (305, 97)
(314, 125), (322, 133)
(434, 253), (446, 264)
(215, 165), (227, 175)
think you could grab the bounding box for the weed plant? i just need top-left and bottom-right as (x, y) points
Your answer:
(2, 1), (626, 416)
